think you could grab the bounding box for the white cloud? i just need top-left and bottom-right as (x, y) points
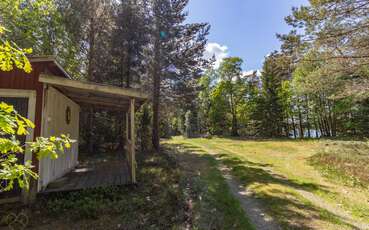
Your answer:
(243, 70), (262, 77)
(243, 70), (256, 76)
(204, 42), (229, 68)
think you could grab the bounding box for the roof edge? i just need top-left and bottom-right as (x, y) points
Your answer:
(29, 56), (71, 79)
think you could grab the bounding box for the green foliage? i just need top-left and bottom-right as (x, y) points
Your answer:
(0, 0), (65, 55)
(292, 51), (343, 97)
(30, 135), (73, 160)
(286, 0), (369, 88)
(201, 57), (250, 136)
(0, 102), (34, 137)
(258, 52), (286, 137)
(0, 26), (32, 73)
(198, 69), (216, 134)
(275, 0), (369, 138)
(209, 82), (229, 135)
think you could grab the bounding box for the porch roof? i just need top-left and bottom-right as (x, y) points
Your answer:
(39, 74), (149, 111)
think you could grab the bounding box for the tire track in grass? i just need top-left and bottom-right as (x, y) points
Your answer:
(193, 141), (369, 229)
(218, 162), (282, 230)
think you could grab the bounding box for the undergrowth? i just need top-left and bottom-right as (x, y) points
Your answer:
(310, 141), (369, 188)
(2, 152), (191, 230)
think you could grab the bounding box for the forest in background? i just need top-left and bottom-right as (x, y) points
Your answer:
(1, 0), (368, 154)
(172, 0), (369, 139)
(1, 0), (210, 153)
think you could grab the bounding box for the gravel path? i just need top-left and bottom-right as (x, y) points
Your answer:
(218, 163), (282, 230)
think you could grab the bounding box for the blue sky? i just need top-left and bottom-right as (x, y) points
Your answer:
(186, 0), (308, 71)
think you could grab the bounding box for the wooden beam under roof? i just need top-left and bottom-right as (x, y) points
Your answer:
(39, 74), (150, 102)
(57, 89), (130, 107)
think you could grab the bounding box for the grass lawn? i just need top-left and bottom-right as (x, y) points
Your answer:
(166, 137), (369, 230)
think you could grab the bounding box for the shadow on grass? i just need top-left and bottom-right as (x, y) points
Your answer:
(215, 136), (317, 142)
(218, 135), (368, 143)
(215, 154), (329, 194)
(167, 142), (359, 230)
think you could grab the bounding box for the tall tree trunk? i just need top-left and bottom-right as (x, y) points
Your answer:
(323, 110), (331, 137)
(349, 109), (356, 135)
(125, 46), (131, 88)
(291, 113), (297, 139)
(328, 101), (337, 137)
(318, 117), (325, 137)
(230, 94), (238, 136)
(231, 112), (238, 136)
(152, 37), (161, 151)
(152, 73), (160, 151)
(314, 104), (323, 137)
(318, 96), (330, 137)
(285, 114), (290, 138)
(313, 114), (319, 138)
(298, 103), (304, 139)
(86, 16), (96, 154)
(305, 96), (311, 138)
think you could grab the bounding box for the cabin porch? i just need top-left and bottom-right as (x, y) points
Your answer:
(36, 74), (149, 194)
(42, 153), (131, 193)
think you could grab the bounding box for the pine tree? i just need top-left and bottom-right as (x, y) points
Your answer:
(111, 0), (149, 87)
(260, 52), (285, 137)
(146, 0), (209, 150)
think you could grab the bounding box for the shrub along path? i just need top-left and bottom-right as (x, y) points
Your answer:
(166, 137), (369, 230)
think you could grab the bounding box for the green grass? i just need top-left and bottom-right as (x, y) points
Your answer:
(166, 137), (369, 230)
(162, 144), (255, 229)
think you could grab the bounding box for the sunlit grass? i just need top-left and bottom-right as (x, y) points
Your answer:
(166, 136), (369, 229)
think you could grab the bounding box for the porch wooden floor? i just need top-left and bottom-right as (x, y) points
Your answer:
(43, 159), (131, 193)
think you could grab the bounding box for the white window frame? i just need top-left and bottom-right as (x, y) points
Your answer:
(0, 89), (37, 164)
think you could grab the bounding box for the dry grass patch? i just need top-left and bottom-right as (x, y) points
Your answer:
(310, 141), (369, 188)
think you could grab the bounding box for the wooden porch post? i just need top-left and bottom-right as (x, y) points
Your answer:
(124, 111), (130, 171)
(130, 98), (136, 183)
(125, 112), (129, 142)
